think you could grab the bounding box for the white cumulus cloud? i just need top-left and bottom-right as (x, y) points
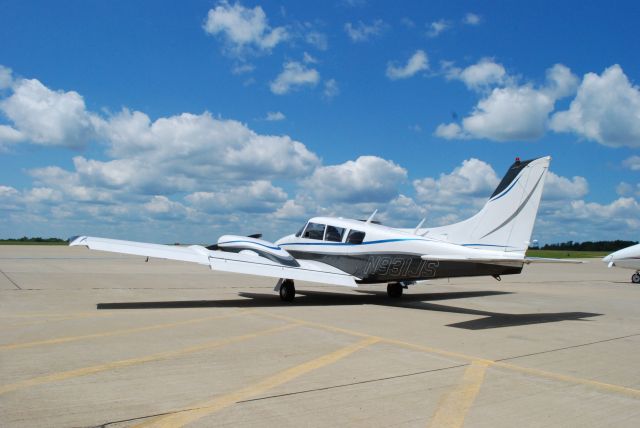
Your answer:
(0, 124), (24, 147)
(203, 1), (288, 55)
(463, 13), (481, 25)
(185, 181), (287, 213)
(616, 182), (640, 197)
(446, 58), (506, 91)
(344, 20), (386, 42)
(544, 64), (579, 99)
(542, 172), (589, 200)
(414, 158), (500, 206)
(270, 61), (320, 95)
(323, 79), (339, 99)
(0, 65), (13, 89)
(462, 85), (555, 141)
(0, 78), (100, 148)
(265, 111), (285, 121)
(304, 156), (407, 203)
(622, 155), (640, 171)
(98, 109), (320, 185)
(434, 123), (466, 139)
(386, 50), (429, 80)
(550, 64), (640, 148)
(427, 19), (450, 37)
(437, 63), (578, 142)
(305, 31), (328, 50)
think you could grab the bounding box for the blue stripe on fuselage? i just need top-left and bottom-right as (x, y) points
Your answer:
(279, 238), (428, 247)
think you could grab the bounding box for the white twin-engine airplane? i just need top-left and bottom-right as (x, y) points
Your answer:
(71, 156), (553, 301)
(603, 243), (640, 283)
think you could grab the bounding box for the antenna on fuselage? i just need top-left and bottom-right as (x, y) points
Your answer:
(365, 209), (378, 224)
(413, 217), (426, 235)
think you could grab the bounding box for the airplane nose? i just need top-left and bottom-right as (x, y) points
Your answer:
(602, 255), (612, 263)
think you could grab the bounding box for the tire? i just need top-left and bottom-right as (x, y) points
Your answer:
(632, 273), (640, 284)
(279, 279), (295, 302)
(387, 282), (403, 298)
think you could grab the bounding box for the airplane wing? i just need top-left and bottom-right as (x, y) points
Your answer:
(69, 236), (357, 288)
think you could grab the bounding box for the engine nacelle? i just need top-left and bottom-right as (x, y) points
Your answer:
(217, 235), (299, 267)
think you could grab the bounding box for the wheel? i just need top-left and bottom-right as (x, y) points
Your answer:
(279, 279), (295, 302)
(632, 273), (640, 284)
(387, 282), (403, 298)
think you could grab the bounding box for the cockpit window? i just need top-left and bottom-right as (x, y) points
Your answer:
(346, 229), (366, 244)
(325, 225), (345, 242)
(295, 223), (306, 237)
(303, 222), (325, 240)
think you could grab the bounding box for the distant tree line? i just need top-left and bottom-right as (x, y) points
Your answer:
(537, 240), (638, 252)
(0, 236), (67, 243)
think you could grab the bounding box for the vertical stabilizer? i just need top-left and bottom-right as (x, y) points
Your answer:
(423, 156), (551, 254)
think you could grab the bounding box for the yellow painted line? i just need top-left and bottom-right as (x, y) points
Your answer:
(0, 310), (251, 351)
(257, 311), (483, 363)
(494, 361), (640, 399)
(381, 338), (492, 365)
(135, 336), (379, 428)
(427, 361), (490, 428)
(256, 311), (640, 400)
(0, 323), (298, 396)
(0, 311), (111, 319)
(0, 312), (114, 329)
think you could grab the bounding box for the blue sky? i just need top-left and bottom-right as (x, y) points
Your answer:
(1, 0), (639, 244)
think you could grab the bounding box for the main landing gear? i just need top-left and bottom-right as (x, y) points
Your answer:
(387, 282), (403, 298)
(278, 279), (296, 302)
(632, 272), (640, 284)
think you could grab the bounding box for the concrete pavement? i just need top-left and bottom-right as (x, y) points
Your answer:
(1, 245), (639, 427)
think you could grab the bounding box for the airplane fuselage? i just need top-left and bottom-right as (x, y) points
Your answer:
(274, 217), (523, 284)
(603, 243), (640, 271)
(603, 243), (640, 283)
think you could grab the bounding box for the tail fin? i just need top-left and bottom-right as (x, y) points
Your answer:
(424, 156), (551, 254)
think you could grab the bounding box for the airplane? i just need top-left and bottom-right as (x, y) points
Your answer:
(603, 243), (640, 283)
(71, 155), (555, 302)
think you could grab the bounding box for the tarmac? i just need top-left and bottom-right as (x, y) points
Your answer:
(1, 245), (639, 427)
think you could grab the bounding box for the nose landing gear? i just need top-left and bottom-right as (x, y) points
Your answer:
(632, 272), (640, 284)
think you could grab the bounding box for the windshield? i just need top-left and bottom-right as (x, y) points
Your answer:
(295, 223), (307, 237)
(303, 222), (326, 240)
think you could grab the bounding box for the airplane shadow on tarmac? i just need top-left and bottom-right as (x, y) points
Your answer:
(97, 289), (602, 330)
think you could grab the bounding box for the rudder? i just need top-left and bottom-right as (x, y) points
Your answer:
(424, 156), (551, 253)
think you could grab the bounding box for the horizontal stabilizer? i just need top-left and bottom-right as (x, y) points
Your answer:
(421, 254), (524, 266)
(420, 254), (585, 265)
(523, 257), (585, 264)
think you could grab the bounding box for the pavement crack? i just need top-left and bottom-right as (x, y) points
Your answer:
(0, 269), (21, 290)
(236, 363), (469, 404)
(86, 405), (208, 427)
(496, 332), (640, 362)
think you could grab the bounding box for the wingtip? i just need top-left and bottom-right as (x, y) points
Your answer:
(68, 235), (86, 246)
